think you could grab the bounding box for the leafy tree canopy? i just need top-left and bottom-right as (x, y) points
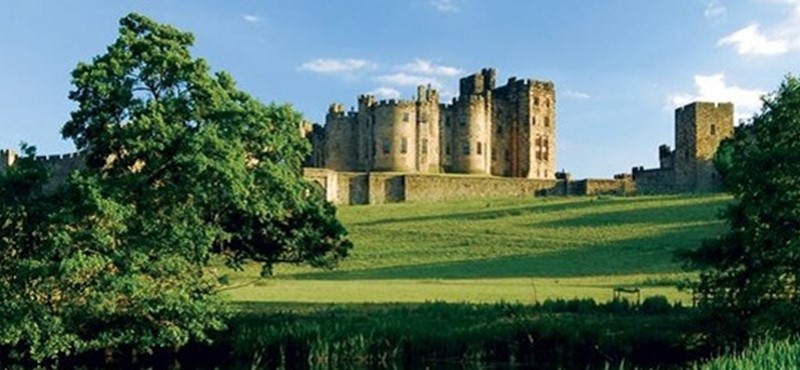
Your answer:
(683, 75), (800, 343)
(0, 13), (351, 362)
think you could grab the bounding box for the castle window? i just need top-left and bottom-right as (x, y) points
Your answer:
(531, 116), (536, 126)
(403, 112), (410, 122)
(544, 138), (550, 161)
(710, 124), (716, 135)
(382, 140), (391, 154)
(534, 97), (540, 106)
(535, 136), (543, 160)
(400, 137), (408, 154)
(462, 142), (470, 155)
(421, 139), (428, 154)
(459, 115), (466, 126)
(477, 142), (483, 155)
(445, 143), (451, 155)
(545, 170), (549, 178)
(544, 117), (550, 127)
(546, 99), (551, 108)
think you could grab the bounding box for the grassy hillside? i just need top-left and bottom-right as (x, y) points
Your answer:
(223, 194), (731, 304)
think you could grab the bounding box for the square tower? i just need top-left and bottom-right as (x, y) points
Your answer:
(673, 102), (734, 192)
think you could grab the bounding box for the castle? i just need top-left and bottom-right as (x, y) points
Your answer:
(632, 102), (734, 193)
(0, 69), (734, 205)
(304, 68), (557, 179)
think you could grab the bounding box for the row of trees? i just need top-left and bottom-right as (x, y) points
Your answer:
(0, 13), (351, 361)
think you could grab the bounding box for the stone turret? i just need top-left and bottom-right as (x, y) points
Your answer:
(674, 102), (734, 191)
(311, 67), (558, 179)
(0, 149), (17, 173)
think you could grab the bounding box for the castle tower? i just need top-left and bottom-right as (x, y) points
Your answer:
(0, 149), (18, 173)
(415, 85), (441, 173)
(528, 81), (556, 179)
(372, 99), (418, 172)
(450, 68), (494, 174)
(356, 95), (377, 171)
(673, 102), (734, 191)
(323, 103), (359, 171)
(490, 78), (555, 179)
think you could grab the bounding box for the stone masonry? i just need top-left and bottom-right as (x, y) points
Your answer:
(305, 68), (557, 179)
(633, 101), (734, 193)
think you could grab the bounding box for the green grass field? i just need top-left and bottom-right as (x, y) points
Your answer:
(222, 194), (731, 304)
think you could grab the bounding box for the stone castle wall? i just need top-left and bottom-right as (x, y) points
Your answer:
(0, 150), (86, 189)
(304, 170), (634, 206)
(633, 101), (733, 193)
(309, 68), (556, 180)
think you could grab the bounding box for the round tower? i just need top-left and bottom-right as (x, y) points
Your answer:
(372, 100), (417, 172)
(452, 69), (494, 174)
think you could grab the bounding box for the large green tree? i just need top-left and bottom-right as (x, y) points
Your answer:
(683, 75), (800, 343)
(0, 13), (351, 362)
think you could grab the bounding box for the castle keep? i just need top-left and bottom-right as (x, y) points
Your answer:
(305, 68), (557, 179)
(632, 102), (734, 193)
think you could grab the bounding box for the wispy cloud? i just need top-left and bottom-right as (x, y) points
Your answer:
(375, 73), (443, 87)
(704, 0), (727, 19)
(666, 73), (765, 122)
(431, 0), (460, 13)
(717, 0), (800, 56)
(718, 24), (788, 56)
(399, 59), (463, 77)
(242, 14), (261, 23)
(368, 87), (402, 99)
(299, 58), (378, 74)
(563, 90), (591, 100)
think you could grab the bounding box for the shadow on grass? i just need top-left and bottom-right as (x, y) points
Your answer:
(349, 195), (702, 227)
(350, 195), (730, 232)
(290, 221), (718, 280)
(533, 196), (730, 229)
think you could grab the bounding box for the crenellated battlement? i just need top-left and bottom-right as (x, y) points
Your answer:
(676, 101), (733, 113)
(373, 98), (417, 109)
(33, 152), (84, 162)
(310, 67), (557, 179)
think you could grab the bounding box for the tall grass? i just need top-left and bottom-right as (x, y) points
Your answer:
(695, 338), (800, 370)
(204, 298), (694, 369)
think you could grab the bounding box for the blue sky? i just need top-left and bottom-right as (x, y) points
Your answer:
(1, 0), (798, 178)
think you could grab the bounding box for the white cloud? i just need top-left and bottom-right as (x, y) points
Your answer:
(563, 90), (591, 100)
(399, 59), (463, 77)
(704, 1), (727, 19)
(718, 24), (789, 56)
(299, 58), (378, 74)
(242, 14), (261, 23)
(666, 73), (765, 122)
(368, 87), (402, 99)
(375, 73), (443, 87)
(431, 0), (459, 13)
